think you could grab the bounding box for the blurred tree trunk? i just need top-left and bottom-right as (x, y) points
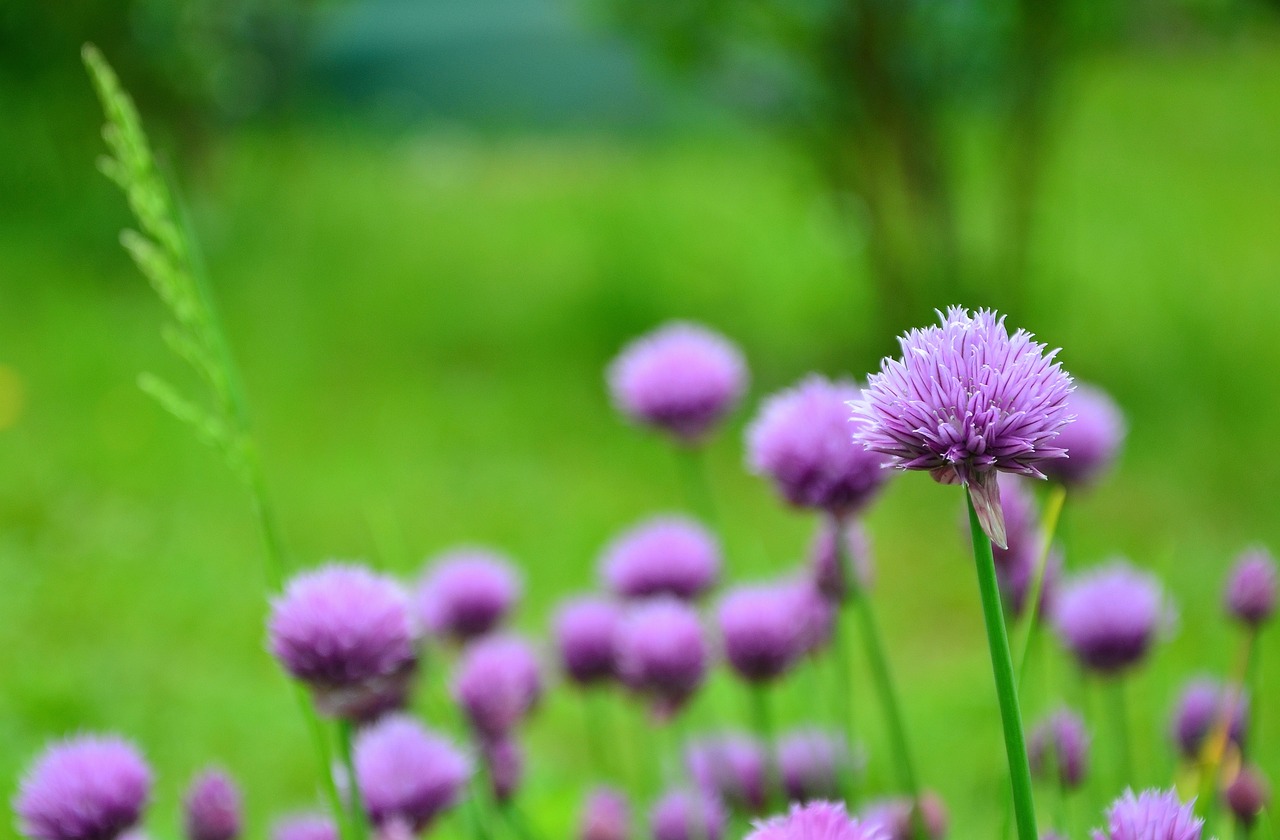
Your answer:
(996, 0), (1062, 318)
(817, 0), (964, 350)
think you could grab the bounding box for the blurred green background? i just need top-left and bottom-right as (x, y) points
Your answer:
(3, 1), (1280, 838)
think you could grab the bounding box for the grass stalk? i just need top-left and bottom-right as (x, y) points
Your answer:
(80, 43), (351, 840)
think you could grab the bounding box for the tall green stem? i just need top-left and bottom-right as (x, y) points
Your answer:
(583, 689), (608, 778)
(337, 719), (369, 840)
(830, 516), (860, 803)
(847, 578), (924, 837)
(1107, 678), (1132, 789)
(966, 491), (1038, 840)
(748, 684), (782, 812)
(675, 445), (719, 528)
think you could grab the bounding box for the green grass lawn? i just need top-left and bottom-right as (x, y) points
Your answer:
(4, 33), (1280, 840)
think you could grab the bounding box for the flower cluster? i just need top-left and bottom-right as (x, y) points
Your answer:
(18, 309), (1274, 840)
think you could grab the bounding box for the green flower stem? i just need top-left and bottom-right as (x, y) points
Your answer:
(830, 517), (861, 804)
(583, 689), (608, 778)
(337, 719), (369, 840)
(676, 445), (720, 529)
(967, 491), (1039, 840)
(499, 801), (546, 840)
(847, 576), (925, 837)
(748, 684), (782, 813)
(1107, 678), (1133, 790)
(463, 775), (493, 840)
(1015, 483), (1067, 689)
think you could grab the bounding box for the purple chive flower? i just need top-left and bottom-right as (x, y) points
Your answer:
(1225, 547), (1277, 628)
(746, 376), (892, 516)
(777, 730), (856, 803)
(685, 733), (768, 814)
(649, 790), (727, 840)
(1052, 561), (1166, 676)
(810, 519), (874, 602)
(271, 815), (337, 840)
(615, 597), (709, 718)
(1226, 766), (1268, 827)
(601, 516), (721, 602)
(416, 548), (520, 642)
(854, 306), (1074, 548)
(183, 769), (242, 840)
(354, 715), (470, 833)
(1027, 709), (1089, 790)
(1091, 789), (1202, 840)
(717, 582), (818, 683)
(14, 736), (152, 840)
(553, 596), (623, 686)
(747, 802), (886, 840)
(1040, 384), (1125, 488)
(268, 564), (417, 718)
(860, 794), (948, 840)
(483, 738), (524, 805)
(452, 634), (543, 740)
(579, 787), (631, 840)
(608, 321), (747, 444)
(1170, 678), (1247, 759)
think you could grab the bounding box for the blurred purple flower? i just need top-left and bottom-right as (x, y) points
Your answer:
(1027, 709), (1089, 790)
(854, 307), (1074, 547)
(553, 596), (623, 686)
(649, 790), (726, 840)
(354, 715), (470, 833)
(684, 733), (767, 814)
(746, 375), (892, 516)
(746, 801), (885, 840)
(270, 815), (336, 840)
(1170, 678), (1247, 759)
(183, 769), (241, 840)
(777, 730), (856, 804)
(1091, 789), (1202, 840)
(717, 581), (822, 683)
(1225, 547), (1277, 628)
(453, 634), (542, 740)
(608, 322), (747, 444)
(859, 794), (948, 840)
(578, 787), (630, 840)
(268, 564), (417, 718)
(615, 598), (709, 719)
(1226, 766), (1268, 828)
(809, 519), (874, 602)
(1039, 384), (1125, 488)
(1053, 561), (1166, 676)
(14, 735), (152, 840)
(416, 548), (520, 643)
(601, 516), (721, 602)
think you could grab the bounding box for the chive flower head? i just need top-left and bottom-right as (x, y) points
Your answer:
(608, 321), (747, 444)
(15, 736), (151, 840)
(854, 307), (1074, 547)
